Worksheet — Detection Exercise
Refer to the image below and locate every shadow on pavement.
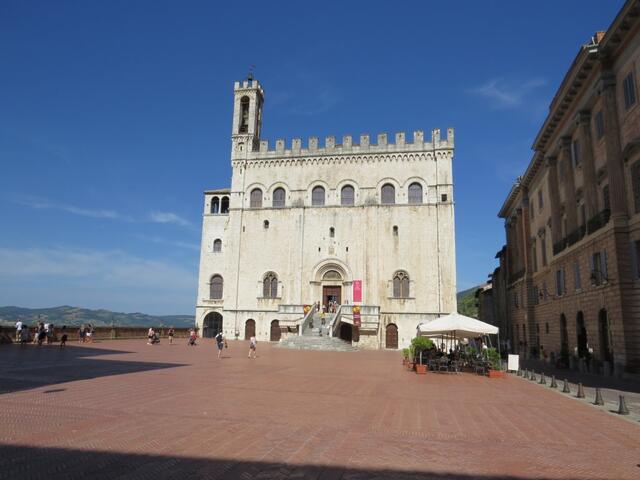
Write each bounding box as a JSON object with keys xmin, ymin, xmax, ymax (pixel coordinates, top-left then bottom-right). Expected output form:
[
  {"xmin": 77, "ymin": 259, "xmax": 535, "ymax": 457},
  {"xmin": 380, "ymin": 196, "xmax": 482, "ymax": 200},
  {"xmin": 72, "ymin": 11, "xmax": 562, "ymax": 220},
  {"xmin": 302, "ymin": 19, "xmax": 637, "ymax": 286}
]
[
  {"xmin": 0, "ymin": 444, "xmax": 601, "ymax": 480},
  {"xmin": 0, "ymin": 344, "xmax": 185, "ymax": 395}
]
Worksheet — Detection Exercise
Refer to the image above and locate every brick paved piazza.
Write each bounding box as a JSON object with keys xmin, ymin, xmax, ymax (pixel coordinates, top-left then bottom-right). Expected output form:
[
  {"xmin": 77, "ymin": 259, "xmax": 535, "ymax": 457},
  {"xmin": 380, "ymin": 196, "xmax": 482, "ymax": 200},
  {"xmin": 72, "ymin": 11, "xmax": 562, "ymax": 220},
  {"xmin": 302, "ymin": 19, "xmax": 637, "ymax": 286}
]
[{"xmin": 0, "ymin": 341, "xmax": 638, "ymax": 480}]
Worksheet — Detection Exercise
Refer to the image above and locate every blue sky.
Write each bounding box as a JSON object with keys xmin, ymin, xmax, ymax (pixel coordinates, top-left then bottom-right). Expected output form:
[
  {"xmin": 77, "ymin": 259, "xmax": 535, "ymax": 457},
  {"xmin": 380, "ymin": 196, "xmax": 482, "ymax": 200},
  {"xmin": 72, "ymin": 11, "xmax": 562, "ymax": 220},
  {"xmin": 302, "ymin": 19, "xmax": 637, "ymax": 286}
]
[{"xmin": 0, "ymin": 1, "xmax": 623, "ymax": 315}]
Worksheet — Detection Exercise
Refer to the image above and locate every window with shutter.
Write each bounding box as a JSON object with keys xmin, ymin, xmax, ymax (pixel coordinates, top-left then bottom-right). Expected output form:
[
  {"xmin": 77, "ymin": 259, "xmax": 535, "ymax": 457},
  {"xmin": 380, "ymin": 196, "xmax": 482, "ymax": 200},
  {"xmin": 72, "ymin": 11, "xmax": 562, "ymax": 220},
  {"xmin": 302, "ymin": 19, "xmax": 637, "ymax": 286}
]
[
  {"xmin": 632, "ymin": 161, "xmax": 640, "ymax": 213},
  {"xmin": 272, "ymin": 188, "xmax": 285, "ymax": 208},
  {"xmin": 571, "ymin": 140, "xmax": 580, "ymax": 168},
  {"xmin": 340, "ymin": 185, "xmax": 354, "ymax": 206},
  {"xmin": 210, "ymin": 275, "xmax": 223, "ymax": 299},
  {"xmin": 312, "ymin": 186, "xmax": 325, "ymax": 206},
  {"xmin": 601, "ymin": 250, "xmax": 608, "ymax": 283},
  {"xmin": 381, "ymin": 184, "xmax": 395, "ymax": 204},
  {"xmin": 623, "ymin": 71, "xmax": 637, "ymax": 110},
  {"xmin": 408, "ymin": 183, "xmax": 423, "ymax": 204},
  {"xmin": 250, "ymin": 188, "xmax": 263, "ymax": 208}
]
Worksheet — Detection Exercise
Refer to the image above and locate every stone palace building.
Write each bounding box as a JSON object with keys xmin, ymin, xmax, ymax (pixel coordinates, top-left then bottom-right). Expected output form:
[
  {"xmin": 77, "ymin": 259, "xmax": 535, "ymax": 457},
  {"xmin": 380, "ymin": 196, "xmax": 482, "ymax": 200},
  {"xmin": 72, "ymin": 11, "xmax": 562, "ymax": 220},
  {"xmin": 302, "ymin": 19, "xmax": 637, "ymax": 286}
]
[
  {"xmin": 487, "ymin": 0, "xmax": 640, "ymax": 375},
  {"xmin": 195, "ymin": 77, "xmax": 457, "ymax": 349}
]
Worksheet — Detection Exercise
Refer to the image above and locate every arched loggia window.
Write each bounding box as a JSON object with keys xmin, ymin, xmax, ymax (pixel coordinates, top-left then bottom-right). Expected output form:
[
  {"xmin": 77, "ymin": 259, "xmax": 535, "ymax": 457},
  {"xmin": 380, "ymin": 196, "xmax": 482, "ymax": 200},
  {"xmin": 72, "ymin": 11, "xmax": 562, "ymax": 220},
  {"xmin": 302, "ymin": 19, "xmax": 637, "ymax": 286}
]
[
  {"xmin": 210, "ymin": 275, "xmax": 223, "ymax": 299},
  {"xmin": 263, "ymin": 272, "xmax": 278, "ymax": 298},
  {"xmin": 312, "ymin": 186, "xmax": 325, "ymax": 206},
  {"xmin": 408, "ymin": 183, "xmax": 423, "ymax": 204},
  {"xmin": 392, "ymin": 271, "xmax": 410, "ymax": 298},
  {"xmin": 381, "ymin": 184, "xmax": 395, "ymax": 204}
]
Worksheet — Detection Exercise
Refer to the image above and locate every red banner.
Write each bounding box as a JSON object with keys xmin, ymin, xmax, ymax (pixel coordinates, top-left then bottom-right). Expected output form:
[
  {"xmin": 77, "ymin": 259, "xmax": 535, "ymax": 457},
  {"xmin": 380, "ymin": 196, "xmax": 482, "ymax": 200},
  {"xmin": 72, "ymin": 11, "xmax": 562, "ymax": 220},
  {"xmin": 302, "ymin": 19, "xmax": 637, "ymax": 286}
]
[
  {"xmin": 352, "ymin": 305, "xmax": 361, "ymax": 327},
  {"xmin": 353, "ymin": 280, "xmax": 362, "ymax": 303}
]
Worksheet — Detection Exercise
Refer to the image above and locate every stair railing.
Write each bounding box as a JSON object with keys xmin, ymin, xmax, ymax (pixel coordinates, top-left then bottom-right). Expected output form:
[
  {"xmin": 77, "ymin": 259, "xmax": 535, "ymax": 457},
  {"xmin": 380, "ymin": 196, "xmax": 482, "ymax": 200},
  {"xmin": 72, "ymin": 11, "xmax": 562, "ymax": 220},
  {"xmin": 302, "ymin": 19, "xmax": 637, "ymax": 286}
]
[
  {"xmin": 299, "ymin": 303, "xmax": 317, "ymax": 336},
  {"xmin": 328, "ymin": 304, "xmax": 344, "ymax": 338}
]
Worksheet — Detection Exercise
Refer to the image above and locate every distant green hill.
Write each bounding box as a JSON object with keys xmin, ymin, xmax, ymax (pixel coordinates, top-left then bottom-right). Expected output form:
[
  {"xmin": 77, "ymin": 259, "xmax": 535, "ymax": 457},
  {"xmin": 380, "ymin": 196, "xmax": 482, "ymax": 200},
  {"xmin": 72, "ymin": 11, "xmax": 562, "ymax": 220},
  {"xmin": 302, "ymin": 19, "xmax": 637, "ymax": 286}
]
[
  {"xmin": 0, "ymin": 305, "xmax": 194, "ymax": 328},
  {"xmin": 456, "ymin": 286, "xmax": 482, "ymax": 319}
]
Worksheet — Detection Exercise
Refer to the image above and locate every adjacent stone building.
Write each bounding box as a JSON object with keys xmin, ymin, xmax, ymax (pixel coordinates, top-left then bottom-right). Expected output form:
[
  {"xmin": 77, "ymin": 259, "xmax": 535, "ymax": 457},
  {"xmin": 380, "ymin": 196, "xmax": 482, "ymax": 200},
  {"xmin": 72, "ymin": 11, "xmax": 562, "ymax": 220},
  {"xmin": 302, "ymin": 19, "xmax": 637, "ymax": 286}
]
[
  {"xmin": 495, "ymin": 0, "xmax": 640, "ymax": 375},
  {"xmin": 195, "ymin": 77, "xmax": 457, "ymax": 349}
]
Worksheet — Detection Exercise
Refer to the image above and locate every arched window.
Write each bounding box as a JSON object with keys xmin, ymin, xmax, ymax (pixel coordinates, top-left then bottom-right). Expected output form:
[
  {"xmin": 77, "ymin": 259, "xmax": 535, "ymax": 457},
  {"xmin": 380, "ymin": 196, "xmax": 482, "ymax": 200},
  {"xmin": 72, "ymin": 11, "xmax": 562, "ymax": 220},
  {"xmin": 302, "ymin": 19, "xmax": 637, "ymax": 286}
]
[
  {"xmin": 211, "ymin": 197, "xmax": 220, "ymax": 214},
  {"xmin": 408, "ymin": 182, "xmax": 423, "ymax": 204},
  {"xmin": 250, "ymin": 188, "xmax": 262, "ymax": 208},
  {"xmin": 392, "ymin": 271, "xmax": 410, "ymax": 298},
  {"xmin": 273, "ymin": 188, "xmax": 286, "ymax": 208},
  {"xmin": 381, "ymin": 183, "xmax": 395, "ymax": 204},
  {"xmin": 312, "ymin": 186, "xmax": 325, "ymax": 206},
  {"xmin": 341, "ymin": 185, "xmax": 354, "ymax": 206},
  {"xmin": 263, "ymin": 272, "xmax": 278, "ymax": 298},
  {"xmin": 329, "ymin": 227, "xmax": 335, "ymax": 238},
  {"xmin": 213, "ymin": 239, "xmax": 222, "ymax": 252},
  {"xmin": 221, "ymin": 196, "xmax": 229, "ymax": 214},
  {"xmin": 210, "ymin": 275, "xmax": 223, "ymax": 299},
  {"xmin": 239, "ymin": 96, "xmax": 250, "ymax": 133}
]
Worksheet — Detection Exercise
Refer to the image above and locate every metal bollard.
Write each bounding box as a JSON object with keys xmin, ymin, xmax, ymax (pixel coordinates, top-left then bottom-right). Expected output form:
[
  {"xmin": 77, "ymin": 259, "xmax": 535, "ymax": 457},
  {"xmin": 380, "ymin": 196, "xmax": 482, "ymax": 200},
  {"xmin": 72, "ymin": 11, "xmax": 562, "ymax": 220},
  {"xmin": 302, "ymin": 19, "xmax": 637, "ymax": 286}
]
[
  {"xmin": 530, "ymin": 371, "xmax": 537, "ymax": 382},
  {"xmin": 593, "ymin": 388, "xmax": 604, "ymax": 406},
  {"xmin": 562, "ymin": 379, "xmax": 571, "ymax": 393},
  {"xmin": 539, "ymin": 373, "xmax": 546, "ymax": 385},
  {"xmin": 576, "ymin": 383, "xmax": 585, "ymax": 399},
  {"xmin": 550, "ymin": 375, "xmax": 557, "ymax": 388},
  {"xmin": 617, "ymin": 395, "xmax": 630, "ymax": 415}
]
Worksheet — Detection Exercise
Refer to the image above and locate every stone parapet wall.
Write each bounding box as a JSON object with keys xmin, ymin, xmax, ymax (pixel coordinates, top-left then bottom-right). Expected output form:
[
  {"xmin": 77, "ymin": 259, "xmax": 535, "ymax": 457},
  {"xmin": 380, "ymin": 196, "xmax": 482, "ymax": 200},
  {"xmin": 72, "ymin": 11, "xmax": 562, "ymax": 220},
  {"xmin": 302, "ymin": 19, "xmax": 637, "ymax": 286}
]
[{"xmin": 0, "ymin": 326, "xmax": 195, "ymax": 343}]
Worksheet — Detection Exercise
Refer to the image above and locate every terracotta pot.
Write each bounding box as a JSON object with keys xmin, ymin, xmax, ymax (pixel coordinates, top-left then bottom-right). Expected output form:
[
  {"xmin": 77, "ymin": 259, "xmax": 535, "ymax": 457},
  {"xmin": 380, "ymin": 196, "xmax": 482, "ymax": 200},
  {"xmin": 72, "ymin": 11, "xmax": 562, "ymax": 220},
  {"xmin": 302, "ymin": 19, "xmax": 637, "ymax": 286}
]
[
  {"xmin": 415, "ymin": 364, "xmax": 428, "ymax": 374},
  {"xmin": 488, "ymin": 370, "xmax": 505, "ymax": 378}
]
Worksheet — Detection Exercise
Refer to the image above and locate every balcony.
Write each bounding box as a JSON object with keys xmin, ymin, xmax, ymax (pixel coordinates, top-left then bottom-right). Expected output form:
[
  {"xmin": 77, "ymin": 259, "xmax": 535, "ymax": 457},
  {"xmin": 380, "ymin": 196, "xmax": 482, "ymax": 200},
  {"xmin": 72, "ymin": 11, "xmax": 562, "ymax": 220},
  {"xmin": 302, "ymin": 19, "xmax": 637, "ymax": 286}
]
[
  {"xmin": 551, "ymin": 209, "xmax": 611, "ymax": 258},
  {"xmin": 587, "ymin": 209, "xmax": 611, "ymax": 235}
]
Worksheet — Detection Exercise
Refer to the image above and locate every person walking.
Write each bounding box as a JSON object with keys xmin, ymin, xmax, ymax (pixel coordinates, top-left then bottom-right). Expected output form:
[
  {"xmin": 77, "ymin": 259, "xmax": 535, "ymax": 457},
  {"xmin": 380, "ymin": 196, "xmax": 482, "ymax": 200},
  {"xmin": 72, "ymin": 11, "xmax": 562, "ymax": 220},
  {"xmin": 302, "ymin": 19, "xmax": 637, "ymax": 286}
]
[
  {"xmin": 248, "ymin": 335, "xmax": 257, "ymax": 359},
  {"xmin": 37, "ymin": 323, "xmax": 46, "ymax": 346},
  {"xmin": 215, "ymin": 331, "xmax": 224, "ymax": 358},
  {"xmin": 147, "ymin": 328, "xmax": 154, "ymax": 345},
  {"xmin": 15, "ymin": 320, "xmax": 23, "ymax": 342},
  {"xmin": 19, "ymin": 325, "xmax": 29, "ymax": 346},
  {"xmin": 86, "ymin": 324, "xmax": 93, "ymax": 343},
  {"xmin": 188, "ymin": 329, "xmax": 197, "ymax": 346},
  {"xmin": 168, "ymin": 327, "xmax": 175, "ymax": 345},
  {"xmin": 60, "ymin": 326, "xmax": 68, "ymax": 348}
]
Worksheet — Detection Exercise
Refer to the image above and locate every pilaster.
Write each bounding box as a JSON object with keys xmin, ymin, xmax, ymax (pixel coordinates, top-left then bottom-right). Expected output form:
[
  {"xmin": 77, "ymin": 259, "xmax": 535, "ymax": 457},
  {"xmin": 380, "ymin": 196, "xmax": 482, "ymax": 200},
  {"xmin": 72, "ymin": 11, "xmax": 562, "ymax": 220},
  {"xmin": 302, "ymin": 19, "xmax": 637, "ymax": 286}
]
[
  {"xmin": 576, "ymin": 111, "xmax": 599, "ymax": 220},
  {"xmin": 559, "ymin": 136, "xmax": 578, "ymax": 233},
  {"xmin": 545, "ymin": 156, "xmax": 562, "ymax": 244}
]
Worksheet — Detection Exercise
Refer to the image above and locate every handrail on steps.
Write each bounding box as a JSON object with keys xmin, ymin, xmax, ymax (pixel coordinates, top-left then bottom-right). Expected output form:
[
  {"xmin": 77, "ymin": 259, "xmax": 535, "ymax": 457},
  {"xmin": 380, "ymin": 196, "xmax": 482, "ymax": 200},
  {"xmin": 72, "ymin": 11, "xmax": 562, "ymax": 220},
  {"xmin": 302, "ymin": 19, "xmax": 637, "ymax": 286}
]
[
  {"xmin": 299, "ymin": 303, "xmax": 317, "ymax": 336},
  {"xmin": 328, "ymin": 304, "xmax": 344, "ymax": 338}
]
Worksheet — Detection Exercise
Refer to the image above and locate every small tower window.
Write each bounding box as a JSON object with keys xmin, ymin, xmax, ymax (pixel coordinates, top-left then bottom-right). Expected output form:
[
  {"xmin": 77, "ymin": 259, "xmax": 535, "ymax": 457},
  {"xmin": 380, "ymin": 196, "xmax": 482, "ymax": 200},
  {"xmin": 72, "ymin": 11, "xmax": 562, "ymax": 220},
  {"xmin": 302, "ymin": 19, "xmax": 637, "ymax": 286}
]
[
  {"xmin": 330, "ymin": 227, "xmax": 335, "ymax": 238},
  {"xmin": 239, "ymin": 96, "xmax": 250, "ymax": 133},
  {"xmin": 441, "ymin": 194, "xmax": 448, "ymax": 202},
  {"xmin": 263, "ymin": 220, "xmax": 270, "ymax": 229},
  {"xmin": 221, "ymin": 196, "xmax": 229, "ymax": 214},
  {"xmin": 211, "ymin": 197, "xmax": 220, "ymax": 214},
  {"xmin": 213, "ymin": 239, "xmax": 222, "ymax": 252},
  {"xmin": 393, "ymin": 225, "xmax": 398, "ymax": 236}
]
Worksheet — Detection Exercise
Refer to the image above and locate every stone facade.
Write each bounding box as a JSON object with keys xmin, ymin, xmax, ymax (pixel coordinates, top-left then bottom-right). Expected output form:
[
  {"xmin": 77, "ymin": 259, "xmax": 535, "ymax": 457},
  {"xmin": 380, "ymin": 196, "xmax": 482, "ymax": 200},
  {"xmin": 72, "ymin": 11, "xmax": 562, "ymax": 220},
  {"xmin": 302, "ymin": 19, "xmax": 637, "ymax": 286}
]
[
  {"xmin": 195, "ymin": 78, "xmax": 457, "ymax": 349},
  {"xmin": 493, "ymin": 0, "xmax": 640, "ymax": 375}
]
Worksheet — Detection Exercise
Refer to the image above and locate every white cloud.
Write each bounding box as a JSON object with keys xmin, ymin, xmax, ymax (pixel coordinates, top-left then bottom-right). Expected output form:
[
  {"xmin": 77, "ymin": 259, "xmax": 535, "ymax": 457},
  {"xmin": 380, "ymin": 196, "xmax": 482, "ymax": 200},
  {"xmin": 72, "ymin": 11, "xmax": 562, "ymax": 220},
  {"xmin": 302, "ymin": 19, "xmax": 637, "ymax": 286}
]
[
  {"xmin": 467, "ymin": 77, "xmax": 548, "ymax": 109},
  {"xmin": 13, "ymin": 196, "xmax": 132, "ymax": 221},
  {"xmin": 149, "ymin": 211, "xmax": 192, "ymax": 227}
]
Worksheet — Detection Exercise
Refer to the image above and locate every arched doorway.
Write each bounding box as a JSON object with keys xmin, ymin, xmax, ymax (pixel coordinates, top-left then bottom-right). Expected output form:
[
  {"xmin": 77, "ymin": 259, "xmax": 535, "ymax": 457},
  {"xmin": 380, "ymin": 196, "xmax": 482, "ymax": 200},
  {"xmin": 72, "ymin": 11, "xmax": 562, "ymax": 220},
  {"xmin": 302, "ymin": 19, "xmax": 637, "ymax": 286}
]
[
  {"xmin": 244, "ymin": 319, "xmax": 256, "ymax": 340},
  {"xmin": 386, "ymin": 324, "xmax": 398, "ymax": 349},
  {"xmin": 598, "ymin": 309, "xmax": 612, "ymax": 363},
  {"xmin": 203, "ymin": 312, "xmax": 223, "ymax": 338},
  {"xmin": 339, "ymin": 323, "xmax": 353, "ymax": 342},
  {"xmin": 270, "ymin": 320, "xmax": 281, "ymax": 342},
  {"xmin": 322, "ymin": 270, "xmax": 342, "ymax": 308},
  {"xmin": 560, "ymin": 314, "xmax": 569, "ymax": 364},
  {"xmin": 576, "ymin": 311, "xmax": 588, "ymax": 358}
]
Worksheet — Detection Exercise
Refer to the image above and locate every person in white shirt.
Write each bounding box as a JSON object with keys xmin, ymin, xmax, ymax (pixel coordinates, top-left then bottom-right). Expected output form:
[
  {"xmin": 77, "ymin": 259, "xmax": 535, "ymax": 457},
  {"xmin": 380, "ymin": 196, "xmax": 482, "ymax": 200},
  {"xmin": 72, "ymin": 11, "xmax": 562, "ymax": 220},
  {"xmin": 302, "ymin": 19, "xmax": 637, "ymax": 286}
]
[
  {"xmin": 15, "ymin": 321, "xmax": 23, "ymax": 342},
  {"xmin": 248, "ymin": 336, "xmax": 257, "ymax": 359}
]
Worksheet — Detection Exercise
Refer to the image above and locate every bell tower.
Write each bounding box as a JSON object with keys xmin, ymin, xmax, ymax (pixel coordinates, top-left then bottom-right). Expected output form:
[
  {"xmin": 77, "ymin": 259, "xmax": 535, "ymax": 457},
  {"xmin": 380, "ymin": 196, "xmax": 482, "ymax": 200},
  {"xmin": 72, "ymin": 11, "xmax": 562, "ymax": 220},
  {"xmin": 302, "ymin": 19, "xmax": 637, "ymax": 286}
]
[{"xmin": 231, "ymin": 75, "xmax": 264, "ymax": 159}]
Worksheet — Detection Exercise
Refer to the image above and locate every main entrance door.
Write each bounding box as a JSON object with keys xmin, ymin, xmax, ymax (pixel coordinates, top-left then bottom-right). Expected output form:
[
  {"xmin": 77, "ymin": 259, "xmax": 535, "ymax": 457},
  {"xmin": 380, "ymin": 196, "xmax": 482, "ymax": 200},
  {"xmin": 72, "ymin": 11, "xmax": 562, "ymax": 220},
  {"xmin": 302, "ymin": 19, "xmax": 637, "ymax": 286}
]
[{"xmin": 323, "ymin": 286, "xmax": 341, "ymax": 308}]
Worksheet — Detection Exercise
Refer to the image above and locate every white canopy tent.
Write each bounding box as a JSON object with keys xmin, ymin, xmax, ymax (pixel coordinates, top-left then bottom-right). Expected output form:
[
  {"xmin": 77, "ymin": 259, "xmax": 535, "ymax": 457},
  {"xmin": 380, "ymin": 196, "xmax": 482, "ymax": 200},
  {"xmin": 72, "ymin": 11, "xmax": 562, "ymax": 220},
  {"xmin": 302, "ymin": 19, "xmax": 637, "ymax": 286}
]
[{"xmin": 418, "ymin": 312, "xmax": 498, "ymax": 338}]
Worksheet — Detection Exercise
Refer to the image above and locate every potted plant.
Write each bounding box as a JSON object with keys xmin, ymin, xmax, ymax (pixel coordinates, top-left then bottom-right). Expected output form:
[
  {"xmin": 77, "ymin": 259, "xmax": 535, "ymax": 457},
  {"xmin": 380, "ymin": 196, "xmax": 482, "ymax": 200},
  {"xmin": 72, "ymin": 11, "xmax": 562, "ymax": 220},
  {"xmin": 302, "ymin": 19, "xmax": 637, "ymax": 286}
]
[
  {"xmin": 402, "ymin": 348, "xmax": 410, "ymax": 365},
  {"xmin": 411, "ymin": 336, "xmax": 434, "ymax": 374},
  {"xmin": 486, "ymin": 347, "xmax": 505, "ymax": 378}
]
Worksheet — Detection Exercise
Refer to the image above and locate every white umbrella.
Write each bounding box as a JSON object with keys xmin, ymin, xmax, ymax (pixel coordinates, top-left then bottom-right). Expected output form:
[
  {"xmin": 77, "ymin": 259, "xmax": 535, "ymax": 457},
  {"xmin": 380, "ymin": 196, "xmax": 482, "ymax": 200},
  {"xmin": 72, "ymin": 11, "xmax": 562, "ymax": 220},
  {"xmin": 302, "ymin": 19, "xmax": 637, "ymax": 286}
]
[{"xmin": 418, "ymin": 312, "xmax": 498, "ymax": 338}]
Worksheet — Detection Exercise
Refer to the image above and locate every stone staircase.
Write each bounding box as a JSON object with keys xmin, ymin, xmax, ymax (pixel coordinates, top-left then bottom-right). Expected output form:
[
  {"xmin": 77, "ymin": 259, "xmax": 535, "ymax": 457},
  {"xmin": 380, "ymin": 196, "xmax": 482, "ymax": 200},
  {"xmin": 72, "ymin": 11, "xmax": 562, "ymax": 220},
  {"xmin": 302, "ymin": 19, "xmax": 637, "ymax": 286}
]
[{"xmin": 277, "ymin": 312, "xmax": 357, "ymax": 352}]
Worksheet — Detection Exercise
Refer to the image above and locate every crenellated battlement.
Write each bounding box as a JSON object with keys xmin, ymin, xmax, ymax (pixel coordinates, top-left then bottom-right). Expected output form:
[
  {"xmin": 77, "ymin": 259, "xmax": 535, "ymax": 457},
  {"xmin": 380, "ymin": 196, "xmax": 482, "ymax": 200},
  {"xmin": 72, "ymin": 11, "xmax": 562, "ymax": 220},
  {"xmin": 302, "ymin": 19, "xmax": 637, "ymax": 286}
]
[
  {"xmin": 251, "ymin": 128, "xmax": 453, "ymax": 159},
  {"xmin": 233, "ymin": 79, "xmax": 265, "ymax": 96}
]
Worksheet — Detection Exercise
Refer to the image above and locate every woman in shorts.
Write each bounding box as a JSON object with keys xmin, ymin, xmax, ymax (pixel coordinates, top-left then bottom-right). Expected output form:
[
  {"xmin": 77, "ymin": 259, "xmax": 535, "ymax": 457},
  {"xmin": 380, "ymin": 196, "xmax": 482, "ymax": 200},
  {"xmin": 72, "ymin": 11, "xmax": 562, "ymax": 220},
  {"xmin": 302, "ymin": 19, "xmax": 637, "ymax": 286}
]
[{"xmin": 248, "ymin": 336, "xmax": 257, "ymax": 359}]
